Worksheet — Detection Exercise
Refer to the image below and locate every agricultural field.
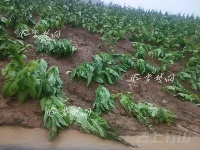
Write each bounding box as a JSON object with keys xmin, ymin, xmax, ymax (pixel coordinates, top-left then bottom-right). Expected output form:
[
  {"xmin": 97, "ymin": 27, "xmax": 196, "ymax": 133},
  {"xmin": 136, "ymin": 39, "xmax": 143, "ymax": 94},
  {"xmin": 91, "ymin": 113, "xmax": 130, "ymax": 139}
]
[{"xmin": 0, "ymin": 0, "xmax": 200, "ymax": 147}]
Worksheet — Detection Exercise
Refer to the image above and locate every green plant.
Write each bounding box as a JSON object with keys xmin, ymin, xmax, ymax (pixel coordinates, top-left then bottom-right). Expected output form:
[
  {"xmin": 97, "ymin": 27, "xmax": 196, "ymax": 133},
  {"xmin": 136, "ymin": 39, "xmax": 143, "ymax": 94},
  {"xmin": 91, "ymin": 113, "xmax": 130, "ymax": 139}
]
[
  {"xmin": 0, "ymin": 15, "xmax": 7, "ymax": 26},
  {"xmin": 70, "ymin": 53, "xmax": 126, "ymax": 85},
  {"xmin": 0, "ymin": 36, "xmax": 11, "ymax": 59},
  {"xmin": 2, "ymin": 48, "xmax": 63, "ymax": 103},
  {"xmin": 6, "ymin": 3, "xmax": 35, "ymax": 28},
  {"xmin": 40, "ymin": 96, "xmax": 68, "ymax": 139},
  {"xmin": 56, "ymin": 39, "xmax": 76, "ymax": 56},
  {"xmin": 70, "ymin": 62, "xmax": 95, "ymax": 85},
  {"xmin": 132, "ymin": 42, "xmax": 147, "ymax": 59},
  {"xmin": 0, "ymin": 25, "xmax": 6, "ymax": 35},
  {"xmin": 93, "ymin": 52, "xmax": 117, "ymax": 64},
  {"xmin": 34, "ymin": 34, "xmax": 56, "ymax": 54},
  {"xmin": 1, "ymin": 44, "xmax": 39, "ymax": 103},
  {"xmin": 6, "ymin": 7, "xmax": 20, "ymax": 27},
  {"xmin": 40, "ymin": 96, "xmax": 136, "ymax": 148},
  {"xmin": 82, "ymin": 22, "xmax": 97, "ymax": 32},
  {"xmin": 165, "ymin": 81, "xmax": 200, "ymax": 106},
  {"xmin": 118, "ymin": 54, "xmax": 136, "ymax": 68},
  {"xmin": 0, "ymin": 15, "xmax": 7, "ymax": 35},
  {"xmin": 93, "ymin": 53, "xmax": 136, "ymax": 69},
  {"xmin": 136, "ymin": 59, "xmax": 159, "ymax": 75},
  {"xmin": 93, "ymin": 85, "xmax": 114, "ymax": 114},
  {"xmin": 118, "ymin": 93, "xmax": 175, "ymax": 130},
  {"xmin": 34, "ymin": 19, "xmax": 49, "ymax": 32},
  {"xmin": 0, "ymin": 36, "xmax": 29, "ymax": 60},
  {"xmin": 34, "ymin": 35, "xmax": 76, "ymax": 57},
  {"xmin": 70, "ymin": 62, "xmax": 125, "ymax": 85},
  {"xmin": 36, "ymin": 59, "xmax": 64, "ymax": 99},
  {"xmin": 149, "ymin": 48, "xmax": 165, "ymax": 59},
  {"xmin": 2, "ymin": 60, "xmax": 40, "ymax": 103},
  {"xmin": 70, "ymin": 53, "xmax": 160, "ymax": 85},
  {"xmin": 48, "ymin": 15, "xmax": 64, "ymax": 29},
  {"xmin": 177, "ymin": 56, "xmax": 200, "ymax": 90},
  {"xmin": 100, "ymin": 23, "xmax": 127, "ymax": 46}
]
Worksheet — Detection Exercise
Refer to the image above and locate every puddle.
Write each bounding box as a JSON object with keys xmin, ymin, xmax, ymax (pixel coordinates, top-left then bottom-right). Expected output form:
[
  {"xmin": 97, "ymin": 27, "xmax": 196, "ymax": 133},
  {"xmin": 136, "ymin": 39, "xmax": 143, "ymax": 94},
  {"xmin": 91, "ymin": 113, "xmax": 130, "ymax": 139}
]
[{"xmin": 0, "ymin": 126, "xmax": 199, "ymax": 150}]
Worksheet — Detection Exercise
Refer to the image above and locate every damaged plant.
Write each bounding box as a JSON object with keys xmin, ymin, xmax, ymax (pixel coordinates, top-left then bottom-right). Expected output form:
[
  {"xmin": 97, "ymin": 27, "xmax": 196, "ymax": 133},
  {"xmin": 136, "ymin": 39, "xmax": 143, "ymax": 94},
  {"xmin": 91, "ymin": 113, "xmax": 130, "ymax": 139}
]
[
  {"xmin": 116, "ymin": 93, "xmax": 175, "ymax": 131},
  {"xmin": 1, "ymin": 47, "xmax": 63, "ymax": 103},
  {"xmin": 93, "ymin": 85, "xmax": 115, "ymax": 114},
  {"xmin": 40, "ymin": 96, "xmax": 136, "ymax": 148}
]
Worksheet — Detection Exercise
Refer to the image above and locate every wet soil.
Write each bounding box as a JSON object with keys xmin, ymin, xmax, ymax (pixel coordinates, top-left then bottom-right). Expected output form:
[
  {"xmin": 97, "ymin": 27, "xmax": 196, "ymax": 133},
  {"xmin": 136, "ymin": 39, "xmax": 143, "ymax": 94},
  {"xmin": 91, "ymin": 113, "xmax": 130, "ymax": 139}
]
[
  {"xmin": 0, "ymin": 25, "xmax": 200, "ymax": 136},
  {"xmin": 0, "ymin": 127, "xmax": 200, "ymax": 150}
]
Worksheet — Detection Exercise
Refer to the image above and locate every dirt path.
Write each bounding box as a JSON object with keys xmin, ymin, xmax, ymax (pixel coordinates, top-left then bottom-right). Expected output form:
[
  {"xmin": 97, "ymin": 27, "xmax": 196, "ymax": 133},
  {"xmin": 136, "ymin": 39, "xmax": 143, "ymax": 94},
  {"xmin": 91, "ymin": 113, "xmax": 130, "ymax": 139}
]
[{"xmin": 0, "ymin": 126, "xmax": 199, "ymax": 150}]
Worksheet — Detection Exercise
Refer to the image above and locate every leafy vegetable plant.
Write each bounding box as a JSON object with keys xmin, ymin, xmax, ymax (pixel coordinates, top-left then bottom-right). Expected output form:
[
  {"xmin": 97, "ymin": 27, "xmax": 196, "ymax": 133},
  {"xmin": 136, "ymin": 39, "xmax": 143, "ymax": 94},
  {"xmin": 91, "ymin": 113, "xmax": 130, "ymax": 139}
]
[
  {"xmin": 56, "ymin": 39, "xmax": 76, "ymax": 56},
  {"xmin": 136, "ymin": 59, "xmax": 159, "ymax": 75},
  {"xmin": 40, "ymin": 96, "xmax": 68, "ymax": 139},
  {"xmin": 34, "ymin": 34, "xmax": 56, "ymax": 54},
  {"xmin": 70, "ymin": 53, "xmax": 126, "ymax": 85},
  {"xmin": 70, "ymin": 52, "xmax": 160, "ymax": 85},
  {"xmin": 0, "ymin": 15, "xmax": 7, "ymax": 26},
  {"xmin": 34, "ymin": 35, "xmax": 76, "ymax": 57},
  {"xmin": 132, "ymin": 42, "xmax": 148, "ymax": 59},
  {"xmin": 0, "ymin": 16, "xmax": 7, "ymax": 35},
  {"xmin": 0, "ymin": 36, "xmax": 12, "ymax": 59},
  {"xmin": 177, "ymin": 56, "xmax": 200, "ymax": 91},
  {"xmin": 2, "ymin": 48, "xmax": 63, "ymax": 103},
  {"xmin": 117, "ymin": 93, "xmax": 175, "ymax": 131},
  {"xmin": 40, "ymin": 96, "xmax": 136, "ymax": 148},
  {"xmin": 0, "ymin": 36, "xmax": 29, "ymax": 60},
  {"xmin": 93, "ymin": 85, "xmax": 114, "ymax": 114},
  {"xmin": 70, "ymin": 61, "xmax": 126, "ymax": 85},
  {"xmin": 165, "ymin": 81, "xmax": 200, "ymax": 106},
  {"xmin": 34, "ymin": 19, "xmax": 49, "ymax": 32}
]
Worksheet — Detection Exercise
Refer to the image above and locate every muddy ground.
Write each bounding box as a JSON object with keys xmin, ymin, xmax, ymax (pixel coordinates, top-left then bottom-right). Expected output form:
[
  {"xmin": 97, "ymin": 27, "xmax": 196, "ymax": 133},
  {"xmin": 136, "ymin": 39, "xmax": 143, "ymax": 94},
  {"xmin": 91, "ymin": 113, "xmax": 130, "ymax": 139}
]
[{"xmin": 0, "ymin": 25, "xmax": 200, "ymax": 136}]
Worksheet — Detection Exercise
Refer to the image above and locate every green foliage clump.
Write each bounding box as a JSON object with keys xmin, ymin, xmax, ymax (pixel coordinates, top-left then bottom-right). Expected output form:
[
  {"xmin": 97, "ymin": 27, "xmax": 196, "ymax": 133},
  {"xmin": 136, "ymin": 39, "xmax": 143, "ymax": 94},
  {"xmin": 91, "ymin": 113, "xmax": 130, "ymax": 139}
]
[
  {"xmin": 40, "ymin": 96, "xmax": 136, "ymax": 148},
  {"xmin": 70, "ymin": 53, "xmax": 126, "ymax": 85},
  {"xmin": 132, "ymin": 42, "xmax": 148, "ymax": 59},
  {"xmin": 70, "ymin": 52, "xmax": 160, "ymax": 85},
  {"xmin": 0, "ymin": 26, "xmax": 6, "ymax": 36},
  {"xmin": 1, "ymin": 48, "xmax": 63, "ymax": 103},
  {"xmin": 6, "ymin": 4, "xmax": 35, "ymax": 28},
  {"xmin": 177, "ymin": 56, "xmax": 200, "ymax": 91},
  {"xmin": 0, "ymin": 36, "xmax": 29, "ymax": 60},
  {"xmin": 117, "ymin": 93, "xmax": 175, "ymax": 131},
  {"xmin": 165, "ymin": 52, "xmax": 200, "ymax": 106},
  {"xmin": 40, "ymin": 96, "xmax": 68, "ymax": 139},
  {"xmin": 0, "ymin": 15, "xmax": 7, "ymax": 26},
  {"xmin": 34, "ymin": 34, "xmax": 56, "ymax": 53},
  {"xmin": 165, "ymin": 81, "xmax": 200, "ymax": 106},
  {"xmin": 56, "ymin": 39, "xmax": 76, "ymax": 56},
  {"xmin": 34, "ymin": 19, "xmax": 49, "ymax": 32},
  {"xmin": 0, "ymin": 36, "xmax": 11, "ymax": 59},
  {"xmin": 34, "ymin": 35, "xmax": 76, "ymax": 57},
  {"xmin": 93, "ymin": 85, "xmax": 114, "ymax": 114},
  {"xmin": 92, "ymin": 86, "xmax": 175, "ymax": 131},
  {"xmin": 136, "ymin": 59, "xmax": 159, "ymax": 75},
  {"xmin": 0, "ymin": 15, "xmax": 7, "ymax": 35}
]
